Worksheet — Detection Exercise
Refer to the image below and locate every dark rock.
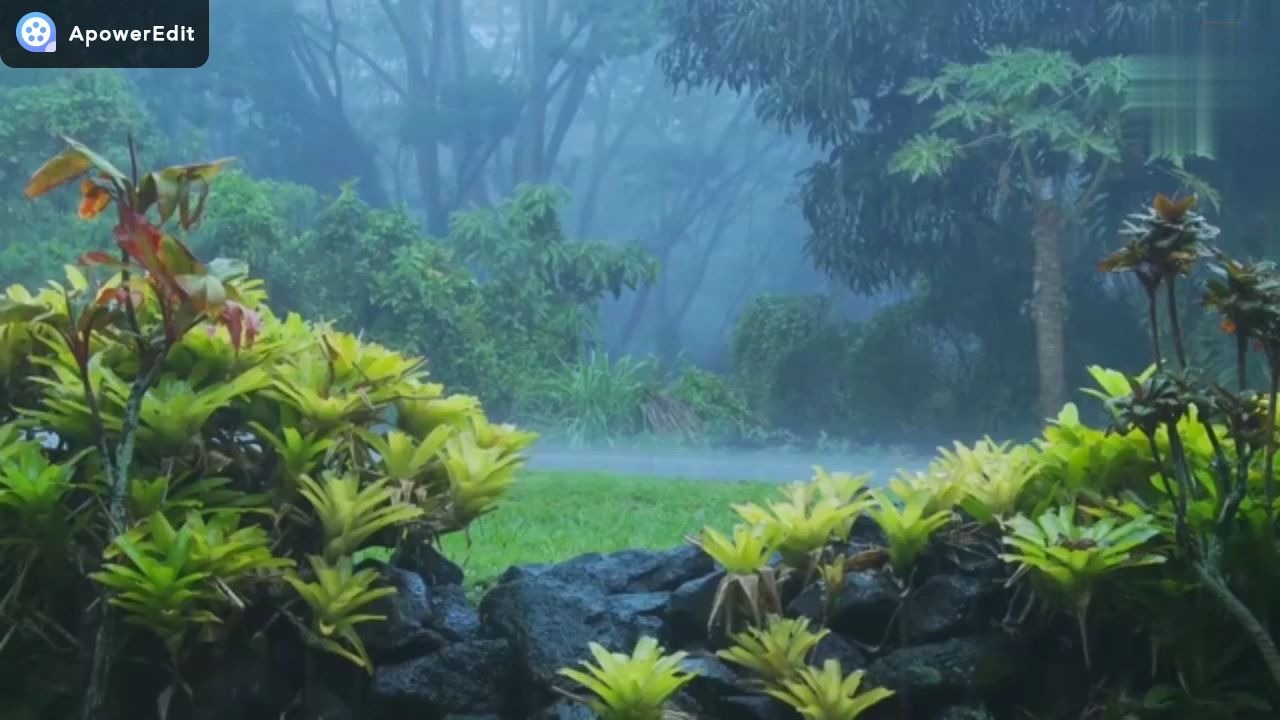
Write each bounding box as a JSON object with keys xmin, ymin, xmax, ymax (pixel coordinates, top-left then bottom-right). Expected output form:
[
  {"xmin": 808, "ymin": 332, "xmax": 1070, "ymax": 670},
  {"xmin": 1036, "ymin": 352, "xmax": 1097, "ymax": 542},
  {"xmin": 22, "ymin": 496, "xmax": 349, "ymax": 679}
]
[
  {"xmin": 811, "ymin": 631, "xmax": 868, "ymax": 671},
  {"xmin": 848, "ymin": 514, "xmax": 888, "ymax": 546},
  {"xmin": 499, "ymin": 545, "xmax": 714, "ymax": 595},
  {"xmin": 933, "ymin": 704, "xmax": 997, "ymax": 720},
  {"xmin": 371, "ymin": 639, "xmax": 511, "ymax": 718},
  {"xmin": 787, "ymin": 570, "xmax": 899, "ymax": 644},
  {"xmin": 865, "ymin": 635, "xmax": 1025, "ymax": 704},
  {"xmin": 901, "ymin": 575, "xmax": 992, "ymax": 642},
  {"xmin": 664, "ymin": 571, "xmax": 722, "ymax": 644},
  {"xmin": 533, "ymin": 700, "xmax": 598, "ymax": 719},
  {"xmin": 432, "ymin": 583, "xmax": 482, "ymax": 640},
  {"xmin": 669, "ymin": 689, "xmax": 706, "ymax": 717},
  {"xmin": 362, "ymin": 566, "xmax": 448, "ymax": 662},
  {"xmin": 300, "ymin": 686, "xmax": 354, "ymax": 720},
  {"xmin": 680, "ymin": 654, "xmax": 745, "ymax": 713},
  {"xmin": 610, "ymin": 591, "xmax": 670, "ymax": 618},
  {"xmin": 924, "ymin": 526, "xmax": 1007, "ymax": 581},
  {"xmin": 481, "ymin": 578, "xmax": 669, "ymax": 704},
  {"xmin": 184, "ymin": 624, "xmax": 302, "ymax": 720},
  {"xmin": 396, "ymin": 543, "xmax": 466, "ymax": 586},
  {"xmin": 720, "ymin": 694, "xmax": 791, "ymax": 720}
]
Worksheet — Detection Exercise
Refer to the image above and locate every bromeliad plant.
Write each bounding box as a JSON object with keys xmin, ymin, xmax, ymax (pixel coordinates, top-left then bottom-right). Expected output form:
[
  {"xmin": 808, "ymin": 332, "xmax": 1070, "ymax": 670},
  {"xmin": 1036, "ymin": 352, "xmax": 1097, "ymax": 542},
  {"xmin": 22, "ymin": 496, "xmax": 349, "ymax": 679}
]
[
  {"xmin": 717, "ymin": 615, "xmax": 830, "ymax": 689},
  {"xmin": 282, "ymin": 555, "xmax": 396, "ymax": 673},
  {"xmin": 928, "ymin": 437, "xmax": 1042, "ymax": 523},
  {"xmin": 0, "ymin": 139, "xmax": 536, "ymax": 719},
  {"xmin": 557, "ymin": 636, "xmax": 700, "ymax": 720},
  {"xmin": 688, "ymin": 523, "xmax": 784, "ymax": 632},
  {"xmin": 765, "ymin": 659, "xmax": 895, "ymax": 720},
  {"xmin": 865, "ymin": 488, "xmax": 953, "ymax": 577},
  {"xmin": 733, "ymin": 478, "xmax": 870, "ymax": 567},
  {"xmin": 1000, "ymin": 505, "xmax": 1165, "ymax": 666}
]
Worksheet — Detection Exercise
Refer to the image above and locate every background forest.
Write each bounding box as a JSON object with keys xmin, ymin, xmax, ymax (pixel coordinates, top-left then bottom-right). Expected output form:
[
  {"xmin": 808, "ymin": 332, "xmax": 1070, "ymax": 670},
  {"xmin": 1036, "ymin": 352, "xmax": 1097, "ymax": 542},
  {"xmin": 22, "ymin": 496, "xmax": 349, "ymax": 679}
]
[{"xmin": 3, "ymin": 0, "xmax": 1279, "ymax": 451}]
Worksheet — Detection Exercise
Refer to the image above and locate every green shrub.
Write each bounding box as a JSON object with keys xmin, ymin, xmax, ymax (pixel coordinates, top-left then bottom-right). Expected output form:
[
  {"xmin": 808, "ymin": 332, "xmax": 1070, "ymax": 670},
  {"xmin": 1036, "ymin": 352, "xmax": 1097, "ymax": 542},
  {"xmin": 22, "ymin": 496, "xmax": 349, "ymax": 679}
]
[
  {"xmin": 668, "ymin": 366, "xmax": 763, "ymax": 444},
  {"xmin": 515, "ymin": 352, "xmax": 662, "ymax": 446},
  {"xmin": 837, "ymin": 298, "xmax": 973, "ymax": 438},
  {"xmin": 207, "ymin": 182, "xmax": 657, "ymax": 417},
  {"xmin": 0, "ymin": 139, "xmax": 534, "ymax": 718},
  {"xmin": 731, "ymin": 294, "xmax": 830, "ymax": 420},
  {"xmin": 729, "ymin": 293, "xmax": 981, "ymax": 443}
]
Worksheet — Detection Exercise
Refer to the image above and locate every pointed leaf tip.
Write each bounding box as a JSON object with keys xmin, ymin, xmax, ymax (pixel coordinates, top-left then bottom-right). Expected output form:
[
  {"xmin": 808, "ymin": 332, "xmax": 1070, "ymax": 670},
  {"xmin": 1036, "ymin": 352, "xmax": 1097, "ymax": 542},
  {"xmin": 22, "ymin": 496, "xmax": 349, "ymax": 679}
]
[{"xmin": 25, "ymin": 148, "xmax": 92, "ymax": 199}]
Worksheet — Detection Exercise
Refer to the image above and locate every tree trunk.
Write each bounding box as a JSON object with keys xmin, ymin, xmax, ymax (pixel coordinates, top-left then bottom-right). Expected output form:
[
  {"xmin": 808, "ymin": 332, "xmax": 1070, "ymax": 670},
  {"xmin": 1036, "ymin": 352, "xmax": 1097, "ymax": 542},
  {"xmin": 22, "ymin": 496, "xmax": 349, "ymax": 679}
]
[
  {"xmin": 517, "ymin": 0, "xmax": 549, "ymax": 181},
  {"xmin": 1030, "ymin": 202, "xmax": 1067, "ymax": 419}
]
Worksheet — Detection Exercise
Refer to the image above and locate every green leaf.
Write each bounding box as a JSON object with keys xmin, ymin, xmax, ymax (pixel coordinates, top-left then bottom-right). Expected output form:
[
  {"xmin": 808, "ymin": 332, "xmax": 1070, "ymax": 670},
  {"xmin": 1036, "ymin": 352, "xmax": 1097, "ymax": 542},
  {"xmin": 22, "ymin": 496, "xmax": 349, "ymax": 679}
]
[
  {"xmin": 931, "ymin": 101, "xmax": 996, "ymax": 132},
  {"xmin": 888, "ymin": 134, "xmax": 962, "ymax": 181},
  {"xmin": 0, "ymin": 297, "xmax": 49, "ymax": 325}
]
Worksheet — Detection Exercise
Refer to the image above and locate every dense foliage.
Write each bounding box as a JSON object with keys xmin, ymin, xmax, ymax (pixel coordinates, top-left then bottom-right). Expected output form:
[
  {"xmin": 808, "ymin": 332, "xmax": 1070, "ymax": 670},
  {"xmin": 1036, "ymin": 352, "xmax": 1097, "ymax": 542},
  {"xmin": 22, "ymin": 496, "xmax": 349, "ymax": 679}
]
[
  {"xmin": 187, "ymin": 173, "xmax": 659, "ymax": 418},
  {"xmin": 10, "ymin": 3, "xmax": 1280, "ymax": 453},
  {"xmin": 587, "ymin": 193, "xmax": 1280, "ymax": 719},
  {"xmin": 656, "ymin": 0, "xmax": 1231, "ymax": 435},
  {"xmin": 729, "ymin": 294, "xmax": 987, "ymax": 442},
  {"xmin": 0, "ymin": 141, "xmax": 534, "ymax": 719}
]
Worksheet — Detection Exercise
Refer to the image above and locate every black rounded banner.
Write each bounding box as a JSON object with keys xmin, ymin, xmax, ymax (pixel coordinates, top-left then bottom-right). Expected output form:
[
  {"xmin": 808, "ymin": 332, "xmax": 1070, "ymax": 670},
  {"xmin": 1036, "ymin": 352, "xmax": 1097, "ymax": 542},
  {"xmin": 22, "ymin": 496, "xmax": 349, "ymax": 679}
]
[{"xmin": 1, "ymin": 0, "xmax": 209, "ymax": 68}]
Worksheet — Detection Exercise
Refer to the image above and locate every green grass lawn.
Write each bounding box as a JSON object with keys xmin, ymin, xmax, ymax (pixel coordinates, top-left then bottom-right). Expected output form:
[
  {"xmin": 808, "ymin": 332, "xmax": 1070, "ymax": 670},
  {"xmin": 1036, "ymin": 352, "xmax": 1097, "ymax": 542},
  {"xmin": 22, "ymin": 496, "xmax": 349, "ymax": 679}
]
[{"xmin": 437, "ymin": 470, "xmax": 778, "ymax": 591}]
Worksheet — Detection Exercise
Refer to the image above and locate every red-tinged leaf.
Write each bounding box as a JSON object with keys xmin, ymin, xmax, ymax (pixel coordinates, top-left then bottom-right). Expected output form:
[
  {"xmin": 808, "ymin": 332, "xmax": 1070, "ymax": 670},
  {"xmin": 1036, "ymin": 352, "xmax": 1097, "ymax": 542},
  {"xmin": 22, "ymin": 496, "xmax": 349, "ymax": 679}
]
[
  {"xmin": 25, "ymin": 148, "xmax": 92, "ymax": 199},
  {"xmin": 217, "ymin": 301, "xmax": 260, "ymax": 354},
  {"xmin": 94, "ymin": 284, "xmax": 145, "ymax": 311},
  {"xmin": 114, "ymin": 210, "xmax": 202, "ymax": 281},
  {"xmin": 79, "ymin": 251, "xmax": 122, "ymax": 267},
  {"xmin": 175, "ymin": 274, "xmax": 227, "ymax": 314},
  {"xmin": 92, "ymin": 283, "xmax": 117, "ymax": 304},
  {"xmin": 113, "ymin": 211, "xmax": 194, "ymax": 305},
  {"xmin": 155, "ymin": 231, "xmax": 203, "ymax": 278},
  {"xmin": 222, "ymin": 308, "xmax": 243, "ymax": 353},
  {"xmin": 137, "ymin": 171, "xmax": 181, "ymax": 225},
  {"xmin": 60, "ymin": 327, "xmax": 89, "ymax": 371},
  {"xmin": 78, "ymin": 178, "xmax": 112, "ymax": 219},
  {"xmin": 160, "ymin": 157, "xmax": 236, "ymax": 184},
  {"xmin": 115, "ymin": 216, "xmax": 164, "ymax": 274},
  {"xmin": 72, "ymin": 302, "xmax": 110, "ymax": 338},
  {"xmin": 244, "ymin": 307, "xmax": 261, "ymax": 346}
]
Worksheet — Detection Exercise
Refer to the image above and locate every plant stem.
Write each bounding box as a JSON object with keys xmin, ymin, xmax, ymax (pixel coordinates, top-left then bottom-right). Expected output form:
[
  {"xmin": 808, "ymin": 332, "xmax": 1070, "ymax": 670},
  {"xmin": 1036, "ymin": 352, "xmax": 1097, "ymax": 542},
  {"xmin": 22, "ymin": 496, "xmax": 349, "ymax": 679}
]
[
  {"xmin": 1075, "ymin": 600, "xmax": 1092, "ymax": 669},
  {"xmin": 1165, "ymin": 421, "xmax": 1195, "ymax": 525},
  {"xmin": 1146, "ymin": 434, "xmax": 1191, "ymax": 553},
  {"xmin": 81, "ymin": 355, "xmax": 166, "ymax": 720},
  {"xmin": 105, "ymin": 358, "xmax": 165, "ymax": 527},
  {"xmin": 80, "ymin": 604, "xmax": 118, "ymax": 720},
  {"xmin": 1191, "ymin": 561, "xmax": 1280, "ymax": 689},
  {"xmin": 1267, "ymin": 367, "xmax": 1279, "ymax": 537},
  {"xmin": 1147, "ymin": 292, "xmax": 1163, "ymax": 370},
  {"xmin": 1166, "ymin": 277, "xmax": 1188, "ymax": 369},
  {"xmin": 1238, "ymin": 333, "xmax": 1249, "ymax": 392}
]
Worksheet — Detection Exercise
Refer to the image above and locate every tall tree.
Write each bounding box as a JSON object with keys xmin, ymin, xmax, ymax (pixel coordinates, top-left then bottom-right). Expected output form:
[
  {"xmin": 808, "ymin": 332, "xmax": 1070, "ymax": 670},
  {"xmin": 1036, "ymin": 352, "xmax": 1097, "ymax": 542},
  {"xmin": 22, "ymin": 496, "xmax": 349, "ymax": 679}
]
[
  {"xmin": 131, "ymin": 0, "xmax": 389, "ymax": 204},
  {"xmin": 888, "ymin": 49, "xmax": 1131, "ymax": 416},
  {"xmin": 367, "ymin": 0, "xmax": 658, "ymax": 232},
  {"xmin": 657, "ymin": 0, "xmax": 1204, "ymax": 426}
]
